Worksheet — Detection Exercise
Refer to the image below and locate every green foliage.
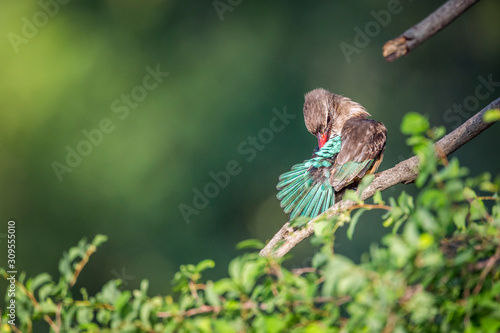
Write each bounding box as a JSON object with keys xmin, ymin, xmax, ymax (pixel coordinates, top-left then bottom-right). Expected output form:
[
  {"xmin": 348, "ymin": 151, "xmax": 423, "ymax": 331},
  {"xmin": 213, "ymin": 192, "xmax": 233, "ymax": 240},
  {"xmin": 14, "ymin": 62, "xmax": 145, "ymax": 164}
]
[
  {"xmin": 483, "ymin": 109, "xmax": 500, "ymax": 123},
  {"xmin": 401, "ymin": 112, "xmax": 430, "ymax": 136},
  {"xmin": 2, "ymin": 114, "xmax": 500, "ymax": 332}
]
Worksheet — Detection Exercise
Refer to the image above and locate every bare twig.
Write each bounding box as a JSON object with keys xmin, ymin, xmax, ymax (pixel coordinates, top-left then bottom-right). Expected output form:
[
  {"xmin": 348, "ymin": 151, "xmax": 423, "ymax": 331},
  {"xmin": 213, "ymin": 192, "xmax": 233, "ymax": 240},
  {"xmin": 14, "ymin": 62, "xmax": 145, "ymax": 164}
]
[
  {"xmin": 260, "ymin": 97, "xmax": 500, "ymax": 258},
  {"xmin": 383, "ymin": 0, "xmax": 481, "ymax": 62}
]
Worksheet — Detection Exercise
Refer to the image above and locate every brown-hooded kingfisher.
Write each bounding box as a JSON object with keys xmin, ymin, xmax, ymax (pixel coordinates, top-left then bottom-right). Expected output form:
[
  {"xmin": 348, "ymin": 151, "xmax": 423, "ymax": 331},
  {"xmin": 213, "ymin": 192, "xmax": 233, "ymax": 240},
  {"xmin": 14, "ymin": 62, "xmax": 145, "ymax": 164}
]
[{"xmin": 277, "ymin": 88, "xmax": 387, "ymax": 220}]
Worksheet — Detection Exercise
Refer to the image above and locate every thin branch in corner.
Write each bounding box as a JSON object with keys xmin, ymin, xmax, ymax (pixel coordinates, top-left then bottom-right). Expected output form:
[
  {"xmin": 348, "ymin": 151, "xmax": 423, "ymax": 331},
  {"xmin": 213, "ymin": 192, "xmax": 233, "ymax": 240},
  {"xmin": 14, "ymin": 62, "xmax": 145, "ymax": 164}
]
[
  {"xmin": 383, "ymin": 0, "xmax": 481, "ymax": 62},
  {"xmin": 260, "ymin": 96, "xmax": 500, "ymax": 258}
]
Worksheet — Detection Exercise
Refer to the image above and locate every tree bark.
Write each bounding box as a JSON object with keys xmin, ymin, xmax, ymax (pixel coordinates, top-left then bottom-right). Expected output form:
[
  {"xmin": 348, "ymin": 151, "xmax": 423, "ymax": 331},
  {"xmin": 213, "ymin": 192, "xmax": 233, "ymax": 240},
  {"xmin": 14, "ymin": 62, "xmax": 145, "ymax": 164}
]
[{"xmin": 383, "ymin": 0, "xmax": 481, "ymax": 62}]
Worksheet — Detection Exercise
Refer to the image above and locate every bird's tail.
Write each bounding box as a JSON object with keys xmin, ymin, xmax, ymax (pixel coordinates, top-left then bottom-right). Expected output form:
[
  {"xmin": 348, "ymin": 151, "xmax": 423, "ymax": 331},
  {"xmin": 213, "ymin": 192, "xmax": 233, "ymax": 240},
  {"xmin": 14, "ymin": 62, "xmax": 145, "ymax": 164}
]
[{"xmin": 276, "ymin": 162, "xmax": 335, "ymax": 220}]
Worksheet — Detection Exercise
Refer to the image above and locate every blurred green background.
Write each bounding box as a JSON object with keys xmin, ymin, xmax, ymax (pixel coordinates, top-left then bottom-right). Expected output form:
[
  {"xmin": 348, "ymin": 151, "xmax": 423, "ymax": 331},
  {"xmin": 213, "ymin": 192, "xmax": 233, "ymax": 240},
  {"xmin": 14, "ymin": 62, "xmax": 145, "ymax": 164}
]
[{"xmin": 1, "ymin": 0, "xmax": 499, "ymax": 300}]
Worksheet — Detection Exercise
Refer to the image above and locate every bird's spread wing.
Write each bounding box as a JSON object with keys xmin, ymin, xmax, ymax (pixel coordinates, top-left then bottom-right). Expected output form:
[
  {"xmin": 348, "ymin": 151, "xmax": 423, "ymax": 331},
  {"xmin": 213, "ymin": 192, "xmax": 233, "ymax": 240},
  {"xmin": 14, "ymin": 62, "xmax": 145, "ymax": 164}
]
[
  {"xmin": 276, "ymin": 136, "xmax": 341, "ymax": 220},
  {"xmin": 330, "ymin": 118, "xmax": 387, "ymax": 191}
]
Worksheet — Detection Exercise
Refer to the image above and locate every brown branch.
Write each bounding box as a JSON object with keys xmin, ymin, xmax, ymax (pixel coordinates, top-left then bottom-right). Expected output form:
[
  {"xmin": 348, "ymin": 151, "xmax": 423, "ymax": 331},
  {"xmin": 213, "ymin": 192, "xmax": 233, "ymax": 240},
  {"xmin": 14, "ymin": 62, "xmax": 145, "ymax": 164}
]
[
  {"xmin": 156, "ymin": 301, "xmax": 265, "ymax": 319},
  {"xmin": 347, "ymin": 203, "xmax": 392, "ymax": 212},
  {"xmin": 55, "ymin": 303, "xmax": 62, "ymax": 331},
  {"xmin": 9, "ymin": 324, "xmax": 23, "ymax": 333},
  {"xmin": 260, "ymin": 96, "xmax": 500, "ymax": 258},
  {"xmin": 292, "ymin": 267, "xmax": 317, "ymax": 276},
  {"xmin": 69, "ymin": 245, "xmax": 96, "ymax": 288},
  {"xmin": 14, "ymin": 280, "xmax": 60, "ymax": 333},
  {"xmin": 473, "ymin": 243, "xmax": 500, "ymax": 295},
  {"xmin": 383, "ymin": 0, "xmax": 481, "ymax": 62},
  {"xmin": 156, "ymin": 296, "xmax": 348, "ymax": 319},
  {"xmin": 189, "ymin": 281, "xmax": 202, "ymax": 305}
]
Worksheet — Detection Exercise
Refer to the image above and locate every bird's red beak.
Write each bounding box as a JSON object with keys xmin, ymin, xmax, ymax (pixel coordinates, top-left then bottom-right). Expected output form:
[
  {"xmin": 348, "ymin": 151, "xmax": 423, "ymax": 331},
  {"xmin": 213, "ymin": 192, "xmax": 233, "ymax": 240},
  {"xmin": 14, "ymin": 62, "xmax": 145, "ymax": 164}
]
[{"xmin": 318, "ymin": 133, "xmax": 328, "ymax": 149}]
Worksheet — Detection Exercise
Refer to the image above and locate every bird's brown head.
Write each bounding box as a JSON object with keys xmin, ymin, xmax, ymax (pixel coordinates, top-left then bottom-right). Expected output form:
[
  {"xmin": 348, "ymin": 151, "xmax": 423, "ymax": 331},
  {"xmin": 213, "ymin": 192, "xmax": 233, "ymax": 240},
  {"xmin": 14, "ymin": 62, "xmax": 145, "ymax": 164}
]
[{"xmin": 303, "ymin": 88, "xmax": 370, "ymax": 148}]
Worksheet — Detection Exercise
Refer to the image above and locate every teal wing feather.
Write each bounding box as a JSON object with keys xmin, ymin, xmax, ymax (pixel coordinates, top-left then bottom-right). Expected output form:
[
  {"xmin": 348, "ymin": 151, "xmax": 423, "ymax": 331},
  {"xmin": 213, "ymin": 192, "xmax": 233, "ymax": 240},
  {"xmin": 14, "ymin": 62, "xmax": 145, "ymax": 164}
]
[{"xmin": 276, "ymin": 137, "xmax": 341, "ymax": 219}]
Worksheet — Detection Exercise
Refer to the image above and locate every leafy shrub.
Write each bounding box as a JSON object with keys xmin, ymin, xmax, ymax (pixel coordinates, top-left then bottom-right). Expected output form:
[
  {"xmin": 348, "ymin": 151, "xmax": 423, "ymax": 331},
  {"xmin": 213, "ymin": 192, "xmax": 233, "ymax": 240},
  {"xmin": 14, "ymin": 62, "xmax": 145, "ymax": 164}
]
[{"xmin": 2, "ymin": 113, "xmax": 499, "ymax": 332}]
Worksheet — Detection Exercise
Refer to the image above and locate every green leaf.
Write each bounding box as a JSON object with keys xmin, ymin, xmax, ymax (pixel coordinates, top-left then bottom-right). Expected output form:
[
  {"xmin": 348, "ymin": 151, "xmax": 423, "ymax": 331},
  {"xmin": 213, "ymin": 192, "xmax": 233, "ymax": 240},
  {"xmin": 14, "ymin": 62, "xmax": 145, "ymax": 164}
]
[
  {"xmin": 114, "ymin": 290, "xmax": 132, "ymax": 313},
  {"xmin": 463, "ymin": 187, "xmax": 476, "ymax": 200},
  {"xmin": 404, "ymin": 290, "xmax": 437, "ymax": 324},
  {"xmin": 178, "ymin": 294, "xmax": 194, "ymax": 311},
  {"xmin": 322, "ymin": 256, "xmax": 354, "ymax": 296},
  {"xmin": 429, "ymin": 126, "xmax": 446, "ymax": 140},
  {"xmin": 38, "ymin": 283, "xmax": 55, "ymax": 302},
  {"xmin": 259, "ymin": 315, "xmax": 288, "ymax": 333},
  {"xmin": 386, "ymin": 235, "xmax": 413, "ymax": 268},
  {"xmin": 373, "ymin": 190, "xmax": 383, "ymax": 205},
  {"xmin": 312, "ymin": 251, "xmax": 329, "ymax": 268},
  {"xmin": 228, "ymin": 257, "xmax": 242, "ymax": 282},
  {"xmin": 27, "ymin": 273, "xmax": 52, "ymax": 292},
  {"xmin": 357, "ymin": 174, "xmax": 374, "ymax": 195},
  {"xmin": 414, "ymin": 208, "xmax": 438, "ymax": 233},
  {"xmin": 76, "ymin": 307, "xmax": 94, "ymax": 324},
  {"xmin": 205, "ymin": 281, "xmax": 221, "ymax": 306},
  {"xmin": 58, "ymin": 255, "xmax": 73, "ymax": 283},
  {"xmin": 343, "ymin": 189, "xmax": 360, "ymax": 203},
  {"xmin": 401, "ymin": 112, "xmax": 429, "ymax": 135},
  {"xmin": 236, "ymin": 239, "xmax": 265, "ymax": 250},
  {"xmin": 470, "ymin": 198, "xmax": 487, "ymax": 220},
  {"xmin": 479, "ymin": 179, "xmax": 498, "ymax": 193},
  {"xmin": 420, "ymin": 189, "xmax": 447, "ymax": 210},
  {"xmin": 347, "ymin": 208, "xmax": 366, "ymax": 240},
  {"xmin": 418, "ymin": 233, "xmax": 434, "ymax": 250},
  {"xmin": 99, "ymin": 280, "xmax": 122, "ymax": 304},
  {"xmin": 140, "ymin": 279, "xmax": 149, "ymax": 294},
  {"xmin": 96, "ymin": 309, "xmax": 111, "ymax": 325},
  {"xmin": 92, "ymin": 234, "xmax": 108, "ymax": 247},
  {"xmin": 313, "ymin": 220, "xmax": 332, "ymax": 239},
  {"xmin": 140, "ymin": 302, "xmax": 153, "ymax": 327},
  {"xmin": 214, "ymin": 319, "xmax": 238, "ymax": 332},
  {"xmin": 289, "ymin": 216, "xmax": 311, "ymax": 228},
  {"xmin": 195, "ymin": 259, "xmax": 215, "ymax": 273},
  {"xmin": 68, "ymin": 246, "xmax": 84, "ymax": 261},
  {"xmin": 302, "ymin": 322, "xmax": 331, "ymax": 333},
  {"xmin": 406, "ymin": 135, "xmax": 427, "ymax": 147},
  {"xmin": 398, "ymin": 191, "xmax": 414, "ymax": 213},
  {"xmin": 453, "ymin": 248, "xmax": 474, "ymax": 266},
  {"xmin": 240, "ymin": 260, "xmax": 265, "ymax": 293},
  {"xmin": 383, "ymin": 216, "xmax": 394, "ymax": 227},
  {"xmin": 403, "ymin": 220, "xmax": 419, "ymax": 245},
  {"xmin": 213, "ymin": 278, "xmax": 236, "ymax": 295},
  {"xmin": 480, "ymin": 315, "xmax": 500, "ymax": 333},
  {"xmin": 38, "ymin": 299, "xmax": 58, "ymax": 314},
  {"xmin": 483, "ymin": 108, "xmax": 500, "ymax": 122},
  {"xmin": 453, "ymin": 206, "xmax": 468, "ymax": 230}
]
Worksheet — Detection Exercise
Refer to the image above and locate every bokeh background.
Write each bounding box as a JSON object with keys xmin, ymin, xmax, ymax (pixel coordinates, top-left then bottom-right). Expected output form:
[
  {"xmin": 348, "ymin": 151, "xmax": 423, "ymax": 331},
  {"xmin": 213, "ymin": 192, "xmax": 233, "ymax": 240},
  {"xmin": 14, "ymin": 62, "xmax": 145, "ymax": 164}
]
[{"xmin": 1, "ymin": 0, "xmax": 499, "ymax": 302}]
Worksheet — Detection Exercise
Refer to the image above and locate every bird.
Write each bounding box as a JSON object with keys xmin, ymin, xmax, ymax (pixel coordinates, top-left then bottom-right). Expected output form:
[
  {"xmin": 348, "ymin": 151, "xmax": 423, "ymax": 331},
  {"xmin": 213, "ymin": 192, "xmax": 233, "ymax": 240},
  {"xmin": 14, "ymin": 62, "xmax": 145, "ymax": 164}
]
[{"xmin": 276, "ymin": 88, "xmax": 387, "ymax": 220}]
